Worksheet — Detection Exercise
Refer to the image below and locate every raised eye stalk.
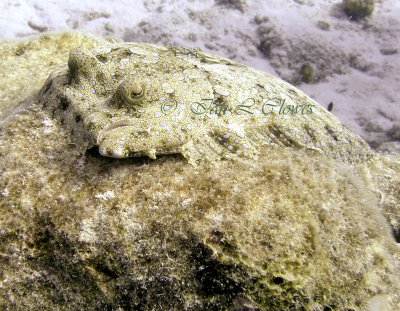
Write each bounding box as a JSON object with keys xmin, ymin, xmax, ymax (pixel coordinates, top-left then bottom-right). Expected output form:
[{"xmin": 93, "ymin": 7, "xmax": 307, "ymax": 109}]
[
  {"xmin": 68, "ymin": 47, "xmax": 103, "ymax": 79},
  {"xmin": 113, "ymin": 79, "xmax": 147, "ymax": 106}
]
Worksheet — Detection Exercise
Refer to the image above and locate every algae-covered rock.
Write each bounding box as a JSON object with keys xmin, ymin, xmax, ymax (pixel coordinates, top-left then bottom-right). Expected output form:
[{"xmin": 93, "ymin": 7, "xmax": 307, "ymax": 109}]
[
  {"xmin": 342, "ymin": 0, "xmax": 375, "ymax": 20},
  {"xmin": 214, "ymin": 0, "xmax": 247, "ymax": 12},
  {"xmin": 0, "ymin": 33, "xmax": 399, "ymax": 310}
]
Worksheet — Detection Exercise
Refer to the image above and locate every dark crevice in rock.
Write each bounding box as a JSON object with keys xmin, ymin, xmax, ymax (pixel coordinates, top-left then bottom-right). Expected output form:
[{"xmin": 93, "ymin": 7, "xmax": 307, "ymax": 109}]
[{"xmin": 392, "ymin": 226, "xmax": 400, "ymax": 243}]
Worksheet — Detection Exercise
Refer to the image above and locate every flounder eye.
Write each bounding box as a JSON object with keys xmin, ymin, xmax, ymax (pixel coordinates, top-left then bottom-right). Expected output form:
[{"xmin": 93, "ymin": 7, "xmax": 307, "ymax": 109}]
[
  {"xmin": 130, "ymin": 82, "xmax": 144, "ymax": 98},
  {"xmin": 114, "ymin": 79, "xmax": 146, "ymax": 106}
]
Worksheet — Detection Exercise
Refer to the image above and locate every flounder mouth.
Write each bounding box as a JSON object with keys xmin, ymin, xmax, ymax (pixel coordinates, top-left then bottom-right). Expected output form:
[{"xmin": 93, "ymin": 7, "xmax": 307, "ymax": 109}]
[
  {"xmin": 96, "ymin": 119, "xmax": 149, "ymax": 146},
  {"xmin": 96, "ymin": 119, "xmax": 181, "ymax": 159},
  {"xmin": 97, "ymin": 119, "xmax": 150, "ymax": 158}
]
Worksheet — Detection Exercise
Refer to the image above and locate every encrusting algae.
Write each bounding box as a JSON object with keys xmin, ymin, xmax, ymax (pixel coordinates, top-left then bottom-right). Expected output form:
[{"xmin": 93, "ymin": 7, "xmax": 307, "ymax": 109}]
[{"xmin": 0, "ymin": 32, "xmax": 399, "ymax": 310}]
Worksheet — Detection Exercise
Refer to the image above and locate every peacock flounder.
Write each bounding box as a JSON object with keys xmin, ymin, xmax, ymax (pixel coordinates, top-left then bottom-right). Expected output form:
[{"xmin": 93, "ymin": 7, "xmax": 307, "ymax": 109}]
[{"xmin": 39, "ymin": 43, "xmax": 372, "ymax": 165}]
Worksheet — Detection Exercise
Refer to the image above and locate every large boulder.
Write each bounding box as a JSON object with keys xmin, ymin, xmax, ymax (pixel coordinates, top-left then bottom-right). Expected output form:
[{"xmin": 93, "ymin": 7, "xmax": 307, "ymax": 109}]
[{"xmin": 0, "ymin": 33, "xmax": 399, "ymax": 310}]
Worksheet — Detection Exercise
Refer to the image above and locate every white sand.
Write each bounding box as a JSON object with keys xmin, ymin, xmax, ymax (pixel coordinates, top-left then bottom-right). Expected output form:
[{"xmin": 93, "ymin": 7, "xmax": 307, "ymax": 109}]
[{"xmin": 0, "ymin": 0, "xmax": 399, "ymax": 152}]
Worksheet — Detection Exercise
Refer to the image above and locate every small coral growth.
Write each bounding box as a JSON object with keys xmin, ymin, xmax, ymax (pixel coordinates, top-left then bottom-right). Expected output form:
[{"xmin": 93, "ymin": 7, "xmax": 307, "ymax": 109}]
[{"xmin": 342, "ymin": 0, "xmax": 375, "ymax": 20}]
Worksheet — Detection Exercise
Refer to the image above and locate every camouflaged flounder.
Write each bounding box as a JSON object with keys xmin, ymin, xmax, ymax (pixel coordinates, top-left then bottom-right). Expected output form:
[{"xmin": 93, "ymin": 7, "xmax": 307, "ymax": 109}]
[{"xmin": 39, "ymin": 43, "xmax": 373, "ymax": 165}]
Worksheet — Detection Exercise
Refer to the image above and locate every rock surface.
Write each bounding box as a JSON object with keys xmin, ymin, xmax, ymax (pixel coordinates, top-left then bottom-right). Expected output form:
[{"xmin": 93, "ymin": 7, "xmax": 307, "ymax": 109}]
[{"xmin": 0, "ymin": 33, "xmax": 399, "ymax": 310}]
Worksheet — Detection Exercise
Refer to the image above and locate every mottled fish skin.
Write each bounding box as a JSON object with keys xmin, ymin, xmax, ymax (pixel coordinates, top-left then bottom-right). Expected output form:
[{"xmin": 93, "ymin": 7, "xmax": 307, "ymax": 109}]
[{"xmin": 39, "ymin": 43, "xmax": 373, "ymax": 165}]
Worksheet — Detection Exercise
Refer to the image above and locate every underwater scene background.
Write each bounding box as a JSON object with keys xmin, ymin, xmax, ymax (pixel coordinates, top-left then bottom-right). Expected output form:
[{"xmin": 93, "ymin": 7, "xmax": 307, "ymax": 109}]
[{"xmin": 0, "ymin": 1, "xmax": 399, "ymax": 310}]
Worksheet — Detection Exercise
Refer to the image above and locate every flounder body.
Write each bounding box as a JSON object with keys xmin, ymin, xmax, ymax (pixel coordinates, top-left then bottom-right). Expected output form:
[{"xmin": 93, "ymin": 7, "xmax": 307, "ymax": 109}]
[{"xmin": 39, "ymin": 43, "xmax": 372, "ymax": 165}]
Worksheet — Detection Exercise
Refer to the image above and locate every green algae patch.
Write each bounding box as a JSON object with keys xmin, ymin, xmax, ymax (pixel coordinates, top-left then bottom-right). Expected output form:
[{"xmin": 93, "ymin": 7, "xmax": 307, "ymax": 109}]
[
  {"xmin": 0, "ymin": 33, "xmax": 399, "ymax": 310},
  {"xmin": 300, "ymin": 63, "xmax": 314, "ymax": 84},
  {"xmin": 342, "ymin": 0, "xmax": 375, "ymax": 20}
]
